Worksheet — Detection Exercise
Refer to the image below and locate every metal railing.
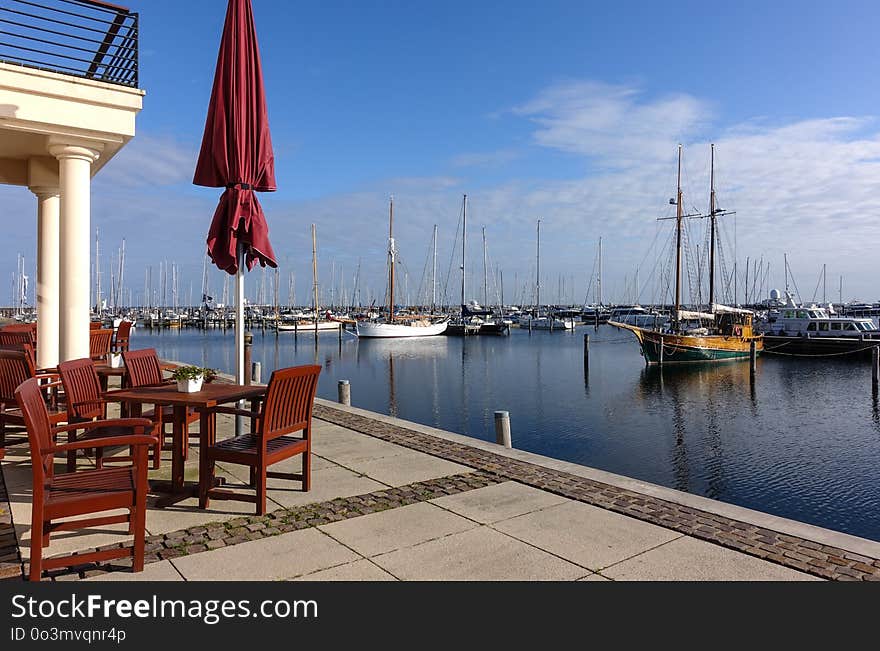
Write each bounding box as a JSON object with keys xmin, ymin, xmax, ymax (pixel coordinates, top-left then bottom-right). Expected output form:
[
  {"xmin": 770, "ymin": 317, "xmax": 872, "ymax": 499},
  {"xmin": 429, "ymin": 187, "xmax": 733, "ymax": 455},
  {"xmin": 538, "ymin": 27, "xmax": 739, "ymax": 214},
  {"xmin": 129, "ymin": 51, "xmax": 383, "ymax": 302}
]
[{"xmin": 0, "ymin": 0, "xmax": 138, "ymax": 88}]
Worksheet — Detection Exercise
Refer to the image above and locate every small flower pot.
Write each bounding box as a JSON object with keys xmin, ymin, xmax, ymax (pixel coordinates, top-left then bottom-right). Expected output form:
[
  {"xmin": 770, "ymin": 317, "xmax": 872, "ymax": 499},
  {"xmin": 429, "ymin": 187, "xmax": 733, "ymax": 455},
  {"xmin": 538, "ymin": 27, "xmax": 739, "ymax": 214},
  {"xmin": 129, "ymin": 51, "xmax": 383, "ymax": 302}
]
[
  {"xmin": 109, "ymin": 353, "xmax": 124, "ymax": 369},
  {"xmin": 176, "ymin": 377, "xmax": 203, "ymax": 393}
]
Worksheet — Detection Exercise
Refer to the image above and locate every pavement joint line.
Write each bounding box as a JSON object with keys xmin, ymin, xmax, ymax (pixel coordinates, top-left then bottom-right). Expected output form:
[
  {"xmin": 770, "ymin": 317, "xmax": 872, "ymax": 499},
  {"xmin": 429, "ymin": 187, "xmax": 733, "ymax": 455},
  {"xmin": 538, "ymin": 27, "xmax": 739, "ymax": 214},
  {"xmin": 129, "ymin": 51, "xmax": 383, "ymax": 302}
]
[
  {"xmin": 311, "ymin": 403, "xmax": 880, "ymax": 582},
  {"xmin": 590, "ymin": 533, "xmax": 688, "ymax": 574},
  {"xmin": 302, "ymin": 528, "xmax": 404, "ymax": 582}
]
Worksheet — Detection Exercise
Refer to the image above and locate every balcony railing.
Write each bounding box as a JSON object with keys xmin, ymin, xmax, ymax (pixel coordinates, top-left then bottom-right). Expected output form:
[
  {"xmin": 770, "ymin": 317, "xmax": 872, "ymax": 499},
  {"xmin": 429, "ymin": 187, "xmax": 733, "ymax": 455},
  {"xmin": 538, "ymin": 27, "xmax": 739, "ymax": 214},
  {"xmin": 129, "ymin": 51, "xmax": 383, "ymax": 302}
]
[{"xmin": 0, "ymin": 0, "xmax": 138, "ymax": 88}]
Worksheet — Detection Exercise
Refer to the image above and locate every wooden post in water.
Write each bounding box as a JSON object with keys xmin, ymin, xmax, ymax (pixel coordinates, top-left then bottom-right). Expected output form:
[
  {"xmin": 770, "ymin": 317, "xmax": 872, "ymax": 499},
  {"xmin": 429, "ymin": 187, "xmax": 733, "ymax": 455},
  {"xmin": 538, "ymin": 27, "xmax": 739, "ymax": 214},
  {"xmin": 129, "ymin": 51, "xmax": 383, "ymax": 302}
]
[
  {"xmin": 338, "ymin": 379, "xmax": 351, "ymax": 406},
  {"xmin": 528, "ymin": 317, "xmax": 532, "ymax": 334},
  {"xmin": 584, "ymin": 333, "xmax": 590, "ymax": 362},
  {"xmin": 252, "ymin": 361, "xmax": 261, "ymax": 384},
  {"xmin": 873, "ymin": 346, "xmax": 879, "ymax": 395},
  {"xmin": 658, "ymin": 340, "xmax": 664, "ymax": 367},
  {"xmin": 494, "ymin": 410, "xmax": 512, "ymax": 448},
  {"xmin": 750, "ymin": 340, "xmax": 757, "ymax": 377}
]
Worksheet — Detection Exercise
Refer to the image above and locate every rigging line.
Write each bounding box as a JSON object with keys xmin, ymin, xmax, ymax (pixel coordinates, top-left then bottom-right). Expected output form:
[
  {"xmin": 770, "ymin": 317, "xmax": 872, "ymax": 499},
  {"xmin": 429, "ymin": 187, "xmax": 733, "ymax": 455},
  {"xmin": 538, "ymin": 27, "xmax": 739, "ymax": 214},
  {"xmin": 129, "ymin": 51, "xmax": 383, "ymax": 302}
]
[{"xmin": 440, "ymin": 201, "xmax": 463, "ymax": 308}]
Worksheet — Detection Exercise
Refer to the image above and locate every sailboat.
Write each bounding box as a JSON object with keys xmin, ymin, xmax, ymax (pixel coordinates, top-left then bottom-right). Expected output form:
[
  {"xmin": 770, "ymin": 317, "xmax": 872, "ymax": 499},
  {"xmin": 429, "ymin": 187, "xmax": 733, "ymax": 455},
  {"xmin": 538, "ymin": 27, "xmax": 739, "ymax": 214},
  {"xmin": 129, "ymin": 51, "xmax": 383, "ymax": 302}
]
[
  {"xmin": 277, "ymin": 225, "xmax": 341, "ymax": 333},
  {"xmin": 446, "ymin": 194, "xmax": 482, "ymax": 336},
  {"xmin": 521, "ymin": 219, "xmax": 574, "ymax": 330},
  {"xmin": 612, "ymin": 144, "xmax": 762, "ymax": 364},
  {"xmin": 356, "ymin": 197, "xmax": 448, "ymax": 338}
]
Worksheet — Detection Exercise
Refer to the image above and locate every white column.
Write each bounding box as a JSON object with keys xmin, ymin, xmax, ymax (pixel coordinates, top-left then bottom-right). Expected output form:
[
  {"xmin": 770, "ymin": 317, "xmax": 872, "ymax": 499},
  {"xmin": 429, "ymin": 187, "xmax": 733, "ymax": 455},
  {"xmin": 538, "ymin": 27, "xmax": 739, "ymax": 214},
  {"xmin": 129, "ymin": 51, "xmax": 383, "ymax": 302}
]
[
  {"xmin": 31, "ymin": 187, "xmax": 60, "ymax": 368},
  {"xmin": 49, "ymin": 144, "xmax": 100, "ymax": 362}
]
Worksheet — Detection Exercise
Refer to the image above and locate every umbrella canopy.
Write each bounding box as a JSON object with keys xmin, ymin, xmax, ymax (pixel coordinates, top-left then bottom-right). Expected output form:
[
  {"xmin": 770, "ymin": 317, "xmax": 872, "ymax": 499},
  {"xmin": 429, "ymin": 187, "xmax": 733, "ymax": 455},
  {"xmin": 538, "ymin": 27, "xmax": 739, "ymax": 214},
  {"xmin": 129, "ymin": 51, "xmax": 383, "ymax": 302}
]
[{"xmin": 194, "ymin": 0, "xmax": 277, "ymax": 274}]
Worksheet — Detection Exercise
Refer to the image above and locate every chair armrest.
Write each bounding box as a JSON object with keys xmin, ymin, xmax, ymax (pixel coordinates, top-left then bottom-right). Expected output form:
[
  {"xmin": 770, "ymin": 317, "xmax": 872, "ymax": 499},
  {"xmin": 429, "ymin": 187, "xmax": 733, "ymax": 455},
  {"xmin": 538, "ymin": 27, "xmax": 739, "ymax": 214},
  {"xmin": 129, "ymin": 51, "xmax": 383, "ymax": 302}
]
[
  {"xmin": 52, "ymin": 418, "xmax": 154, "ymax": 435},
  {"xmin": 210, "ymin": 406, "xmax": 262, "ymax": 419},
  {"xmin": 38, "ymin": 380, "xmax": 63, "ymax": 391},
  {"xmin": 50, "ymin": 434, "xmax": 158, "ymax": 453}
]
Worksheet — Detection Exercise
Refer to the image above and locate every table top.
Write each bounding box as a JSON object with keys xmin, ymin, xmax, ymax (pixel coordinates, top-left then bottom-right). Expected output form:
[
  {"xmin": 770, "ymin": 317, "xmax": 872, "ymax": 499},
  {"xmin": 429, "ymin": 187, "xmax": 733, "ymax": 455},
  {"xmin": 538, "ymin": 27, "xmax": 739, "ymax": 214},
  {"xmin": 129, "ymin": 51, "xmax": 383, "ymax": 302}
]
[
  {"xmin": 103, "ymin": 382, "xmax": 266, "ymax": 408},
  {"xmin": 93, "ymin": 362, "xmax": 126, "ymax": 376}
]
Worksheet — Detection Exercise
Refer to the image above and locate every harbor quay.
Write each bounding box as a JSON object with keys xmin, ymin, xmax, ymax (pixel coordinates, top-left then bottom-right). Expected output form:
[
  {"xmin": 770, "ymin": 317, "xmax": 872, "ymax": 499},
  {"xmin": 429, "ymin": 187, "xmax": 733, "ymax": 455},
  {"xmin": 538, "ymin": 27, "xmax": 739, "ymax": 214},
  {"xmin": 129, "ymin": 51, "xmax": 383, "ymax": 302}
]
[{"xmin": 2, "ymin": 375, "xmax": 879, "ymax": 582}]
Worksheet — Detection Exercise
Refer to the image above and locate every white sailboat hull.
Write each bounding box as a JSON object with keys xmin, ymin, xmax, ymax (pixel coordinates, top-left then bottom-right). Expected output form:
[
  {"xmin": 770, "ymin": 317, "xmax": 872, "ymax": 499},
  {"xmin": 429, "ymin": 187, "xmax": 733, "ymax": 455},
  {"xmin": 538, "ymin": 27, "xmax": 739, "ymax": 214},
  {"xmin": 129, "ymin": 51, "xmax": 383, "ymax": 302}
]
[{"xmin": 356, "ymin": 320, "xmax": 448, "ymax": 338}]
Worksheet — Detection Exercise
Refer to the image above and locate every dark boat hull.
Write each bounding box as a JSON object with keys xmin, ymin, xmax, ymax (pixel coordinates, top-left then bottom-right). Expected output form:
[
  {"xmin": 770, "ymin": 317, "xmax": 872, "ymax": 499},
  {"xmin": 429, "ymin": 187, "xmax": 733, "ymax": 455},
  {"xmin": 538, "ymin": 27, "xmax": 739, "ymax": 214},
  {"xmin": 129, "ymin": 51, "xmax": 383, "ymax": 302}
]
[{"xmin": 762, "ymin": 334, "xmax": 880, "ymax": 358}]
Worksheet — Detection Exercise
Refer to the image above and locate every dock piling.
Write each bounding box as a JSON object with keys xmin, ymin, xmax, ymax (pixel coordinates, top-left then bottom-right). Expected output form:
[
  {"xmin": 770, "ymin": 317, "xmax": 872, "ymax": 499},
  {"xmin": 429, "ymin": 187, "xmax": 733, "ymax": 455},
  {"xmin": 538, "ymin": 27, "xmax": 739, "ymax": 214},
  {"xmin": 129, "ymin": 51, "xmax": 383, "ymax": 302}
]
[
  {"xmin": 338, "ymin": 379, "xmax": 351, "ymax": 406},
  {"xmin": 750, "ymin": 340, "xmax": 757, "ymax": 377},
  {"xmin": 494, "ymin": 410, "xmax": 512, "ymax": 448},
  {"xmin": 243, "ymin": 332, "xmax": 253, "ymax": 386},
  {"xmin": 251, "ymin": 361, "xmax": 262, "ymax": 384},
  {"xmin": 583, "ymin": 333, "xmax": 590, "ymax": 362},
  {"xmin": 873, "ymin": 346, "xmax": 879, "ymax": 395}
]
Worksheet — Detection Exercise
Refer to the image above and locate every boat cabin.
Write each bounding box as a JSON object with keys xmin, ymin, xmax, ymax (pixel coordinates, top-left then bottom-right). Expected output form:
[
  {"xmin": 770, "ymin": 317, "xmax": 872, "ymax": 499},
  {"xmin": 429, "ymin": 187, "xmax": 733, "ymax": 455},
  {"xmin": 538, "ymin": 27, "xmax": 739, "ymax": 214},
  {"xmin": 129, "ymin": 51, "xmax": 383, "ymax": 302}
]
[{"xmin": 763, "ymin": 306, "xmax": 877, "ymax": 337}]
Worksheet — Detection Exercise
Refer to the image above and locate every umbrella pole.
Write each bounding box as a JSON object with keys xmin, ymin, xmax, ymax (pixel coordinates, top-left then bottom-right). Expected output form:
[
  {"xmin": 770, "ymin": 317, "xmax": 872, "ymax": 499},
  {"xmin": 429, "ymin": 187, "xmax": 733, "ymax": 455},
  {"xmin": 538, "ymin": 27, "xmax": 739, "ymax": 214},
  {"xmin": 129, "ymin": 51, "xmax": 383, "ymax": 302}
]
[{"xmin": 235, "ymin": 242, "xmax": 245, "ymax": 435}]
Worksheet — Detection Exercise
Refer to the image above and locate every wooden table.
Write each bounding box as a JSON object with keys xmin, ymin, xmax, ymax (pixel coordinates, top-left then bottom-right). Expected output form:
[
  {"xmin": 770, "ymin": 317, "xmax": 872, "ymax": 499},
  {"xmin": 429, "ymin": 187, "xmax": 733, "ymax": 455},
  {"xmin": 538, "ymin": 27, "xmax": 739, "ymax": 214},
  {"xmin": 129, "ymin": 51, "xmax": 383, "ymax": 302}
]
[
  {"xmin": 93, "ymin": 362, "xmax": 126, "ymax": 392},
  {"xmin": 103, "ymin": 383, "xmax": 266, "ymax": 505}
]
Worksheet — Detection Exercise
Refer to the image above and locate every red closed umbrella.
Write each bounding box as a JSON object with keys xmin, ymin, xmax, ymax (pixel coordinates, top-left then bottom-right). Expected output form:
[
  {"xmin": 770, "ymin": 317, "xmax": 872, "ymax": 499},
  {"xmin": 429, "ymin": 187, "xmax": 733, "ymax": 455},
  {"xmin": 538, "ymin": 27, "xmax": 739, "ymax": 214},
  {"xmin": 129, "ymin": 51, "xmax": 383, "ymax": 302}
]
[{"xmin": 193, "ymin": 0, "xmax": 276, "ymax": 389}]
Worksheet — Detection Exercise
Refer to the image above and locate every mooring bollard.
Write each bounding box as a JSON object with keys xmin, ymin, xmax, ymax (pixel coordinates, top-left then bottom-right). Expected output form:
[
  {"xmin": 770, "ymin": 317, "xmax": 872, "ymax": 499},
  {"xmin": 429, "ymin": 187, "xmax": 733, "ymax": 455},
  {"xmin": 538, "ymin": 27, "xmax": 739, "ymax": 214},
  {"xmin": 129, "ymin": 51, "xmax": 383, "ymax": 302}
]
[
  {"xmin": 873, "ymin": 346, "xmax": 879, "ymax": 394},
  {"xmin": 338, "ymin": 321, "xmax": 343, "ymax": 342},
  {"xmin": 252, "ymin": 361, "xmax": 262, "ymax": 384},
  {"xmin": 528, "ymin": 318, "xmax": 532, "ymax": 334},
  {"xmin": 584, "ymin": 333, "xmax": 590, "ymax": 361},
  {"xmin": 338, "ymin": 379, "xmax": 351, "ymax": 406},
  {"xmin": 750, "ymin": 340, "xmax": 757, "ymax": 377},
  {"xmin": 494, "ymin": 410, "xmax": 512, "ymax": 448},
  {"xmin": 658, "ymin": 340, "xmax": 664, "ymax": 366},
  {"xmin": 243, "ymin": 332, "xmax": 253, "ymax": 386}
]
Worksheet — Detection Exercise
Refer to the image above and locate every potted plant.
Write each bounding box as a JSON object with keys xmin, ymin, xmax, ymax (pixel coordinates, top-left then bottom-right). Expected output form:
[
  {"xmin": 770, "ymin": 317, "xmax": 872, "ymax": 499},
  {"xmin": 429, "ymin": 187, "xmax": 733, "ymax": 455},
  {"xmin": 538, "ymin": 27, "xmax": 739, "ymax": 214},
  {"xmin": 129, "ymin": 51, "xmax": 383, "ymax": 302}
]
[
  {"xmin": 171, "ymin": 365, "xmax": 206, "ymax": 393},
  {"xmin": 109, "ymin": 352, "xmax": 124, "ymax": 368},
  {"xmin": 202, "ymin": 367, "xmax": 218, "ymax": 384}
]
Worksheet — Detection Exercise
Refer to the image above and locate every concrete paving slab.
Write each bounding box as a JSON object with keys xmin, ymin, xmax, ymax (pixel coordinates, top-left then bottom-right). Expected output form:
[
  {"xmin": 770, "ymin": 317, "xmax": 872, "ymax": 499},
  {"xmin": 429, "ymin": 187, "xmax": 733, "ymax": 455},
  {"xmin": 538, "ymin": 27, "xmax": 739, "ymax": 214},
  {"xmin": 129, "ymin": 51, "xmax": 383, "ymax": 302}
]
[
  {"xmin": 430, "ymin": 481, "xmax": 568, "ymax": 524},
  {"xmin": 319, "ymin": 502, "xmax": 477, "ymax": 557},
  {"xmin": 292, "ymin": 559, "xmax": 398, "ymax": 581},
  {"xmin": 172, "ymin": 528, "xmax": 360, "ymax": 581},
  {"xmin": 493, "ymin": 501, "xmax": 681, "ymax": 571},
  {"xmin": 602, "ymin": 535, "xmax": 823, "ymax": 581},
  {"xmin": 346, "ymin": 450, "xmax": 471, "ymax": 487},
  {"xmin": 311, "ymin": 426, "xmax": 416, "ymax": 466},
  {"xmin": 370, "ymin": 527, "xmax": 587, "ymax": 581},
  {"xmin": 264, "ymin": 464, "xmax": 387, "ymax": 509},
  {"xmin": 85, "ymin": 560, "xmax": 183, "ymax": 581}
]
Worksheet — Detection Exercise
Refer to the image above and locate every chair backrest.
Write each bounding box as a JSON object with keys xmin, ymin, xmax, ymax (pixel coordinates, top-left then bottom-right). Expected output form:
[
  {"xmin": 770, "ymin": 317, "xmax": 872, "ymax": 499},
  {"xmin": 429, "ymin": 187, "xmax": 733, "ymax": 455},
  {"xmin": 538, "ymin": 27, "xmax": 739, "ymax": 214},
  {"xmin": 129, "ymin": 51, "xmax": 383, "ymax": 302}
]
[
  {"xmin": 14, "ymin": 377, "xmax": 54, "ymax": 484},
  {"xmin": 261, "ymin": 365, "xmax": 321, "ymax": 440},
  {"xmin": 0, "ymin": 330, "xmax": 35, "ymax": 349},
  {"xmin": 0, "ymin": 349, "xmax": 31, "ymax": 406},
  {"xmin": 89, "ymin": 321, "xmax": 104, "ymax": 330},
  {"xmin": 122, "ymin": 348, "xmax": 163, "ymax": 387},
  {"xmin": 113, "ymin": 320, "xmax": 133, "ymax": 352},
  {"xmin": 89, "ymin": 329, "xmax": 114, "ymax": 361},
  {"xmin": 58, "ymin": 357, "xmax": 104, "ymax": 421}
]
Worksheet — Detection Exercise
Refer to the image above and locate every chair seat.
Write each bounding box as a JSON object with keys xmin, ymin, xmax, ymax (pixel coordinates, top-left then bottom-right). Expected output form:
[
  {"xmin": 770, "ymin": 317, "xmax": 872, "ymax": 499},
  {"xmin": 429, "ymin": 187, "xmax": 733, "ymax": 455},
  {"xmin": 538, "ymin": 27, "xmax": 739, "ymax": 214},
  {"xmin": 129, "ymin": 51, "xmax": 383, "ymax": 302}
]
[
  {"xmin": 45, "ymin": 466, "xmax": 135, "ymax": 517},
  {"xmin": 76, "ymin": 424, "xmax": 143, "ymax": 442},
  {"xmin": 3, "ymin": 406, "xmax": 66, "ymax": 426},
  {"xmin": 210, "ymin": 433, "xmax": 307, "ymax": 463}
]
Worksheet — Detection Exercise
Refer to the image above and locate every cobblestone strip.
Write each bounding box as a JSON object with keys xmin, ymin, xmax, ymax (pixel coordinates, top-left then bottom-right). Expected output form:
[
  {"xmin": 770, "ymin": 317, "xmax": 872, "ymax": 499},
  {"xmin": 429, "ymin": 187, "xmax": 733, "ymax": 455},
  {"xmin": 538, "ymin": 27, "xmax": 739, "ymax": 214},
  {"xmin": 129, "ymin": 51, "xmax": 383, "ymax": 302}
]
[
  {"xmin": 313, "ymin": 404, "xmax": 880, "ymax": 582},
  {"xmin": 38, "ymin": 471, "xmax": 499, "ymax": 581},
  {"xmin": 0, "ymin": 456, "xmax": 24, "ymax": 581}
]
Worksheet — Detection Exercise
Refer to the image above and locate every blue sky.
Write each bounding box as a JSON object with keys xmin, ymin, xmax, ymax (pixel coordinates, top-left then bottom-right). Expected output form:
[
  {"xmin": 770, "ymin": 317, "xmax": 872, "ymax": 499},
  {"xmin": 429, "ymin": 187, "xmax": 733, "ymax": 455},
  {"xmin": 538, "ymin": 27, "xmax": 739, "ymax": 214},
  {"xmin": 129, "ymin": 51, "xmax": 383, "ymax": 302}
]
[{"xmin": 5, "ymin": 0, "xmax": 880, "ymax": 308}]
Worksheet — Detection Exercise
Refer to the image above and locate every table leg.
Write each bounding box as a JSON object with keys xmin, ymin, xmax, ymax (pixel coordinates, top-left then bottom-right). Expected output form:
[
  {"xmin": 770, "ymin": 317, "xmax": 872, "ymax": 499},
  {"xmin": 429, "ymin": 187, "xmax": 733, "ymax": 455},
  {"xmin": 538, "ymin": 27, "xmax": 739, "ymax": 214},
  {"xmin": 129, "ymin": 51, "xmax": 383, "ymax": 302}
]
[
  {"xmin": 171, "ymin": 405, "xmax": 186, "ymax": 493},
  {"xmin": 198, "ymin": 410, "xmax": 215, "ymax": 509}
]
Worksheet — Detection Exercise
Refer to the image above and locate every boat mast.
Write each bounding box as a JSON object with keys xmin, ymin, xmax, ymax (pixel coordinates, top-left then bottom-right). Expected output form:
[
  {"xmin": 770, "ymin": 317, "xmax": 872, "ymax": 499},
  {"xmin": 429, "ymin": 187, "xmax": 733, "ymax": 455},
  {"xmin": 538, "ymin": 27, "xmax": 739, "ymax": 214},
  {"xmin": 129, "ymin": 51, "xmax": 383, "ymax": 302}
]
[
  {"xmin": 709, "ymin": 144, "xmax": 716, "ymax": 307},
  {"xmin": 432, "ymin": 224, "xmax": 437, "ymax": 311},
  {"xmin": 674, "ymin": 144, "xmax": 683, "ymax": 321},
  {"xmin": 823, "ymin": 263, "xmax": 826, "ymax": 304},
  {"xmin": 311, "ymin": 224, "xmax": 318, "ymax": 318},
  {"xmin": 388, "ymin": 196, "xmax": 394, "ymax": 321},
  {"xmin": 536, "ymin": 219, "xmax": 541, "ymax": 310},
  {"xmin": 461, "ymin": 194, "xmax": 467, "ymax": 309},
  {"xmin": 598, "ymin": 236, "xmax": 602, "ymax": 306},
  {"xmin": 482, "ymin": 226, "xmax": 488, "ymax": 307}
]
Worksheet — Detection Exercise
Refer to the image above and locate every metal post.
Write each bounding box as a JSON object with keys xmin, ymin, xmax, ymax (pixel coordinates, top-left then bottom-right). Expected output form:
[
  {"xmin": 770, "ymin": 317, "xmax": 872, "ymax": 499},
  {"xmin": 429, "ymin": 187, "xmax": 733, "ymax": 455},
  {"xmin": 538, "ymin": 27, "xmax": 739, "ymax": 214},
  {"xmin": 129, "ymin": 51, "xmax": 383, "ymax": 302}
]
[
  {"xmin": 658, "ymin": 340, "xmax": 664, "ymax": 367},
  {"xmin": 494, "ymin": 410, "xmax": 512, "ymax": 448},
  {"xmin": 252, "ymin": 361, "xmax": 262, "ymax": 384},
  {"xmin": 338, "ymin": 379, "xmax": 351, "ymax": 406},
  {"xmin": 244, "ymin": 332, "xmax": 253, "ymax": 386},
  {"xmin": 338, "ymin": 321, "xmax": 343, "ymax": 342},
  {"xmin": 750, "ymin": 340, "xmax": 757, "ymax": 377}
]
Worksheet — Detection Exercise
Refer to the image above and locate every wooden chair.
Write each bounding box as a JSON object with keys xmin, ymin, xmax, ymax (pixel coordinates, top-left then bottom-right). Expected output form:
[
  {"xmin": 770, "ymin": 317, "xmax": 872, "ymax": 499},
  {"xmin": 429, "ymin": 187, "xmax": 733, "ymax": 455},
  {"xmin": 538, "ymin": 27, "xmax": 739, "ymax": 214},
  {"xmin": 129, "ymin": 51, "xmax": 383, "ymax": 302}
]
[
  {"xmin": 0, "ymin": 330, "xmax": 36, "ymax": 350},
  {"xmin": 122, "ymin": 348, "xmax": 198, "ymax": 469},
  {"xmin": 200, "ymin": 365, "xmax": 321, "ymax": 515},
  {"xmin": 112, "ymin": 320, "xmax": 133, "ymax": 353},
  {"xmin": 89, "ymin": 329, "xmax": 114, "ymax": 362},
  {"xmin": 89, "ymin": 321, "xmax": 104, "ymax": 330},
  {"xmin": 0, "ymin": 349, "xmax": 65, "ymax": 448},
  {"xmin": 58, "ymin": 358, "xmax": 160, "ymax": 472},
  {"xmin": 14, "ymin": 377, "xmax": 154, "ymax": 581}
]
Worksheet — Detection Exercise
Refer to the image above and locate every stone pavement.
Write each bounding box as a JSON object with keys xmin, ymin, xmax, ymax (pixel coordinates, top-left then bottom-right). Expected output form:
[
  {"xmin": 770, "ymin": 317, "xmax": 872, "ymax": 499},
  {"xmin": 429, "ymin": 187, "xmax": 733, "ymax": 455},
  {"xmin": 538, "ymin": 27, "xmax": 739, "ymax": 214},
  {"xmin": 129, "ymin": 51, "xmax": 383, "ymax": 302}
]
[{"xmin": 2, "ymin": 397, "xmax": 880, "ymax": 581}]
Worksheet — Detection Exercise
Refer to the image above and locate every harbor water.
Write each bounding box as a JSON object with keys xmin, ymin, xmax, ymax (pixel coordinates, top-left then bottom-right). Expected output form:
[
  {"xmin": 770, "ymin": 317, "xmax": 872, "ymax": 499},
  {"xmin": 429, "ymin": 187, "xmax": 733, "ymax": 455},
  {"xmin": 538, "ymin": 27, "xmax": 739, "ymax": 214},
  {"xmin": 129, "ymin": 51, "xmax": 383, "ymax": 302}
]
[{"xmin": 133, "ymin": 324, "xmax": 880, "ymax": 542}]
